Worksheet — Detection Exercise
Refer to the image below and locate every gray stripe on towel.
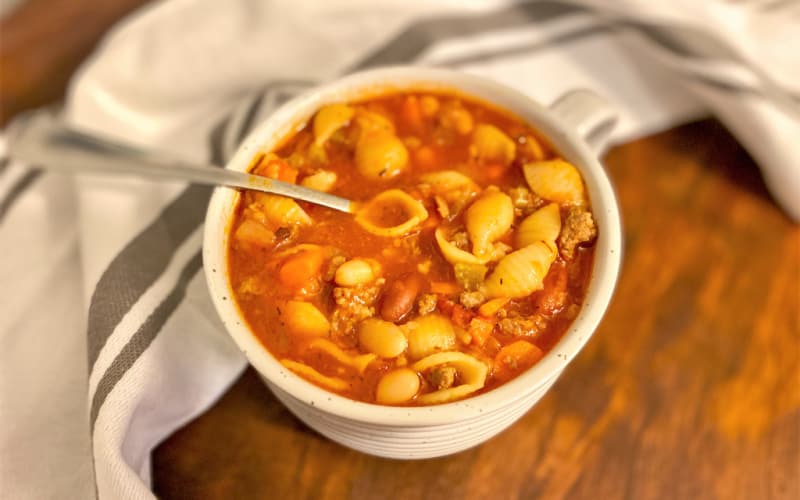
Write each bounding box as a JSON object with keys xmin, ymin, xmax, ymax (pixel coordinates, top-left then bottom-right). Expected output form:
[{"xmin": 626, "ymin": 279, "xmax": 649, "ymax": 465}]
[
  {"xmin": 89, "ymin": 251, "xmax": 203, "ymax": 430},
  {"xmin": 0, "ymin": 168, "xmax": 42, "ymax": 224}
]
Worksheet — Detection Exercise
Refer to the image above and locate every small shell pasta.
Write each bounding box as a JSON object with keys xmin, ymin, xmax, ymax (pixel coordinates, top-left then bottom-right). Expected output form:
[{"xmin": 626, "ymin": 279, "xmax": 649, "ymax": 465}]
[
  {"xmin": 306, "ymin": 338, "xmax": 376, "ymax": 374},
  {"xmin": 516, "ymin": 203, "xmax": 561, "ymax": 248},
  {"xmin": 466, "ymin": 189, "xmax": 514, "ymax": 260},
  {"xmin": 355, "ymin": 108, "xmax": 395, "ymax": 135},
  {"xmin": 472, "ymin": 123, "xmax": 516, "ymax": 166},
  {"xmin": 420, "ymin": 170, "xmax": 480, "ymax": 199},
  {"xmin": 434, "ymin": 227, "xmax": 487, "ymax": 265},
  {"xmin": 484, "ymin": 241, "xmax": 557, "ymax": 298},
  {"xmin": 254, "ymin": 193, "xmax": 312, "ymax": 227},
  {"xmin": 523, "ymin": 159, "xmax": 585, "ymax": 204},
  {"xmin": 411, "ymin": 351, "xmax": 489, "ymax": 404},
  {"xmin": 355, "ymin": 189, "xmax": 428, "ymax": 237},
  {"xmin": 300, "ymin": 170, "xmax": 337, "ymax": 192},
  {"xmin": 355, "ymin": 131, "xmax": 408, "ymax": 179},
  {"xmin": 313, "ymin": 104, "xmax": 355, "ymax": 146},
  {"xmin": 404, "ymin": 314, "xmax": 457, "ymax": 360},
  {"xmin": 281, "ymin": 359, "xmax": 349, "ymax": 392}
]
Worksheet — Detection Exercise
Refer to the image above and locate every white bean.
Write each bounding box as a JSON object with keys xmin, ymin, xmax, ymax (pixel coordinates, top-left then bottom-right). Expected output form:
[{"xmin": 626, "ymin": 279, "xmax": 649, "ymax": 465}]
[
  {"xmin": 334, "ymin": 258, "xmax": 375, "ymax": 287},
  {"xmin": 376, "ymin": 368, "xmax": 420, "ymax": 404},
  {"xmin": 358, "ymin": 318, "xmax": 407, "ymax": 358}
]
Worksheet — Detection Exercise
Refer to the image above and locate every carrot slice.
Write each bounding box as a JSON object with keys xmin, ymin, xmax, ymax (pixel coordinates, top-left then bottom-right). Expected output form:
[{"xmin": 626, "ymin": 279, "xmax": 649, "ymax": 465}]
[
  {"xmin": 263, "ymin": 158, "xmax": 299, "ymax": 184},
  {"xmin": 430, "ymin": 281, "xmax": 460, "ymax": 295},
  {"xmin": 402, "ymin": 95, "xmax": 424, "ymax": 130},
  {"xmin": 492, "ymin": 340, "xmax": 544, "ymax": 383},
  {"xmin": 279, "ymin": 250, "xmax": 324, "ymax": 290},
  {"xmin": 478, "ymin": 297, "xmax": 509, "ymax": 318}
]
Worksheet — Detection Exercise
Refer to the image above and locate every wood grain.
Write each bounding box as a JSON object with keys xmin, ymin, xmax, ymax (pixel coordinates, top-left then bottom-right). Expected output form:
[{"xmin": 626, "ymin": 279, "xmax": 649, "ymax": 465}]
[
  {"xmin": 0, "ymin": 0, "xmax": 152, "ymax": 125},
  {"xmin": 151, "ymin": 121, "xmax": 800, "ymax": 500}
]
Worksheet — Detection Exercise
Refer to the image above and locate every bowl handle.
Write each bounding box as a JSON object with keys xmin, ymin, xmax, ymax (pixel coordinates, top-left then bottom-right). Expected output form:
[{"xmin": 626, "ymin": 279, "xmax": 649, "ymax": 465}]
[{"xmin": 549, "ymin": 89, "xmax": 617, "ymax": 153}]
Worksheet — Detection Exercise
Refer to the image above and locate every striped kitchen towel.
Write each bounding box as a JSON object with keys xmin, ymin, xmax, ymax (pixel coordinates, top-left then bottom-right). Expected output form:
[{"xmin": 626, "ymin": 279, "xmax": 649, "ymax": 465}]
[{"xmin": 0, "ymin": 0, "xmax": 797, "ymax": 498}]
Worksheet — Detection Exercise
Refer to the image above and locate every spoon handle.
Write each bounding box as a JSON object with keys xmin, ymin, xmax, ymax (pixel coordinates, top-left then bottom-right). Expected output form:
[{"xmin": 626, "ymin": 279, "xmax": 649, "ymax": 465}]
[{"xmin": 6, "ymin": 111, "xmax": 355, "ymax": 214}]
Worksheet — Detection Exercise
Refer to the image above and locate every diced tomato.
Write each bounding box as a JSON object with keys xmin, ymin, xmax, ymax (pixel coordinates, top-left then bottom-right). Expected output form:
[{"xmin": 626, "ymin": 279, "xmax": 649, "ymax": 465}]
[
  {"xmin": 535, "ymin": 260, "xmax": 568, "ymax": 314},
  {"xmin": 468, "ymin": 317, "xmax": 494, "ymax": 347},
  {"xmin": 450, "ymin": 304, "xmax": 473, "ymax": 329}
]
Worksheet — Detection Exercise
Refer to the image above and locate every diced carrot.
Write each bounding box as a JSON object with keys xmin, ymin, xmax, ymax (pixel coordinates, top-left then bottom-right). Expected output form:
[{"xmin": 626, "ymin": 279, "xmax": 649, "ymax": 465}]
[
  {"xmin": 492, "ymin": 340, "xmax": 544, "ymax": 383},
  {"xmin": 234, "ymin": 219, "xmax": 274, "ymax": 248},
  {"xmin": 279, "ymin": 250, "xmax": 324, "ymax": 290},
  {"xmin": 468, "ymin": 317, "xmax": 494, "ymax": 347},
  {"xmin": 478, "ymin": 297, "xmax": 510, "ymax": 318},
  {"xmin": 430, "ymin": 281, "xmax": 460, "ymax": 295},
  {"xmin": 402, "ymin": 95, "xmax": 424, "ymax": 130},
  {"xmin": 415, "ymin": 146, "xmax": 437, "ymax": 169},
  {"xmin": 450, "ymin": 304, "xmax": 473, "ymax": 329}
]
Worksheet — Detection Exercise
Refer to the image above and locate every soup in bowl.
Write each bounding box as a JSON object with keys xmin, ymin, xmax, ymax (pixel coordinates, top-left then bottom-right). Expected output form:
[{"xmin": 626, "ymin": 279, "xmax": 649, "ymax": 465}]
[{"xmin": 204, "ymin": 67, "xmax": 622, "ymax": 458}]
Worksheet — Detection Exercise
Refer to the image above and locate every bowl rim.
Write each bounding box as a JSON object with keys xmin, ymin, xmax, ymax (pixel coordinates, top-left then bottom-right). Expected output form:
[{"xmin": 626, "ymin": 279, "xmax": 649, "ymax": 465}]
[{"xmin": 203, "ymin": 66, "xmax": 622, "ymax": 426}]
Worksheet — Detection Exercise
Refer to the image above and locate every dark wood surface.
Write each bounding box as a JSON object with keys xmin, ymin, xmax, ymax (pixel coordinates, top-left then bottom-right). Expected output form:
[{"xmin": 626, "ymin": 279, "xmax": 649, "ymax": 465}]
[{"xmin": 2, "ymin": 2, "xmax": 798, "ymax": 499}]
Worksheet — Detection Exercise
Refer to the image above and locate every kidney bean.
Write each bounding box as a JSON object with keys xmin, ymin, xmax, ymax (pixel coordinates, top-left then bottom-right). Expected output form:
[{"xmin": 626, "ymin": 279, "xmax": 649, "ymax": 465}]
[{"xmin": 380, "ymin": 273, "xmax": 422, "ymax": 322}]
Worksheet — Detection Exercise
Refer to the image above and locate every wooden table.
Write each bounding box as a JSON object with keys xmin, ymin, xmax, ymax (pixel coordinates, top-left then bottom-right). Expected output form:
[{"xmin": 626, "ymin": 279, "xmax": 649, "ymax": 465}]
[{"xmin": 3, "ymin": 3, "xmax": 798, "ymax": 499}]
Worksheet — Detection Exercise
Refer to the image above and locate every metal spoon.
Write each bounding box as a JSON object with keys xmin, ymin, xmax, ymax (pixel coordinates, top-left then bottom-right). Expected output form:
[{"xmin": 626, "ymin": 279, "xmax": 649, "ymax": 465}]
[{"xmin": 5, "ymin": 111, "xmax": 356, "ymax": 214}]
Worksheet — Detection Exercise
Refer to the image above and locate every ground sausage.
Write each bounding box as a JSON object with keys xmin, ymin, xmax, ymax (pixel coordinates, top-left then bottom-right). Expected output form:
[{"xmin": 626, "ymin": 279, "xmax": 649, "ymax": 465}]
[
  {"xmin": 331, "ymin": 278, "xmax": 385, "ymax": 345},
  {"xmin": 559, "ymin": 206, "xmax": 597, "ymax": 260},
  {"xmin": 427, "ymin": 365, "xmax": 457, "ymax": 390},
  {"xmin": 498, "ymin": 314, "xmax": 547, "ymax": 338},
  {"xmin": 459, "ymin": 290, "xmax": 486, "ymax": 309},
  {"xmin": 417, "ymin": 293, "xmax": 438, "ymax": 316}
]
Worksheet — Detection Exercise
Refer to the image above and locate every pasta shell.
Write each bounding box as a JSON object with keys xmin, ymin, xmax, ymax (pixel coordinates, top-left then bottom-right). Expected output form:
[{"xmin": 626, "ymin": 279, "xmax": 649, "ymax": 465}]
[
  {"xmin": 516, "ymin": 203, "xmax": 562, "ymax": 248},
  {"xmin": 313, "ymin": 104, "xmax": 354, "ymax": 146},
  {"xmin": 355, "ymin": 189, "xmax": 428, "ymax": 237},
  {"xmin": 253, "ymin": 193, "xmax": 312, "ymax": 228},
  {"xmin": 355, "ymin": 131, "xmax": 409, "ymax": 180},
  {"xmin": 411, "ymin": 351, "xmax": 489, "ymax": 404},
  {"xmin": 300, "ymin": 170, "xmax": 337, "ymax": 192},
  {"xmin": 306, "ymin": 338, "xmax": 376, "ymax": 374},
  {"xmin": 522, "ymin": 159, "xmax": 585, "ymax": 204},
  {"xmin": 484, "ymin": 241, "xmax": 557, "ymax": 298},
  {"xmin": 404, "ymin": 314, "xmax": 457, "ymax": 360},
  {"xmin": 281, "ymin": 359, "xmax": 350, "ymax": 392},
  {"xmin": 420, "ymin": 170, "xmax": 480, "ymax": 198},
  {"xmin": 472, "ymin": 123, "xmax": 516, "ymax": 166},
  {"xmin": 466, "ymin": 189, "xmax": 514, "ymax": 260},
  {"xmin": 434, "ymin": 227, "xmax": 487, "ymax": 265}
]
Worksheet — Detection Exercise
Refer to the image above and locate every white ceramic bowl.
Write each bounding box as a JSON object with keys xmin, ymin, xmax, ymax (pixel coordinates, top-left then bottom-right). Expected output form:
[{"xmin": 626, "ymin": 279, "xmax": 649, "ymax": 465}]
[{"xmin": 204, "ymin": 66, "xmax": 622, "ymax": 459}]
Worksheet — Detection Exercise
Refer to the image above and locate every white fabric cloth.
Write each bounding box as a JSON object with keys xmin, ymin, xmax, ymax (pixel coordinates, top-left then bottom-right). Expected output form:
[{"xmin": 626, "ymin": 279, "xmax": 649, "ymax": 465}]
[{"xmin": 0, "ymin": 0, "xmax": 797, "ymax": 498}]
